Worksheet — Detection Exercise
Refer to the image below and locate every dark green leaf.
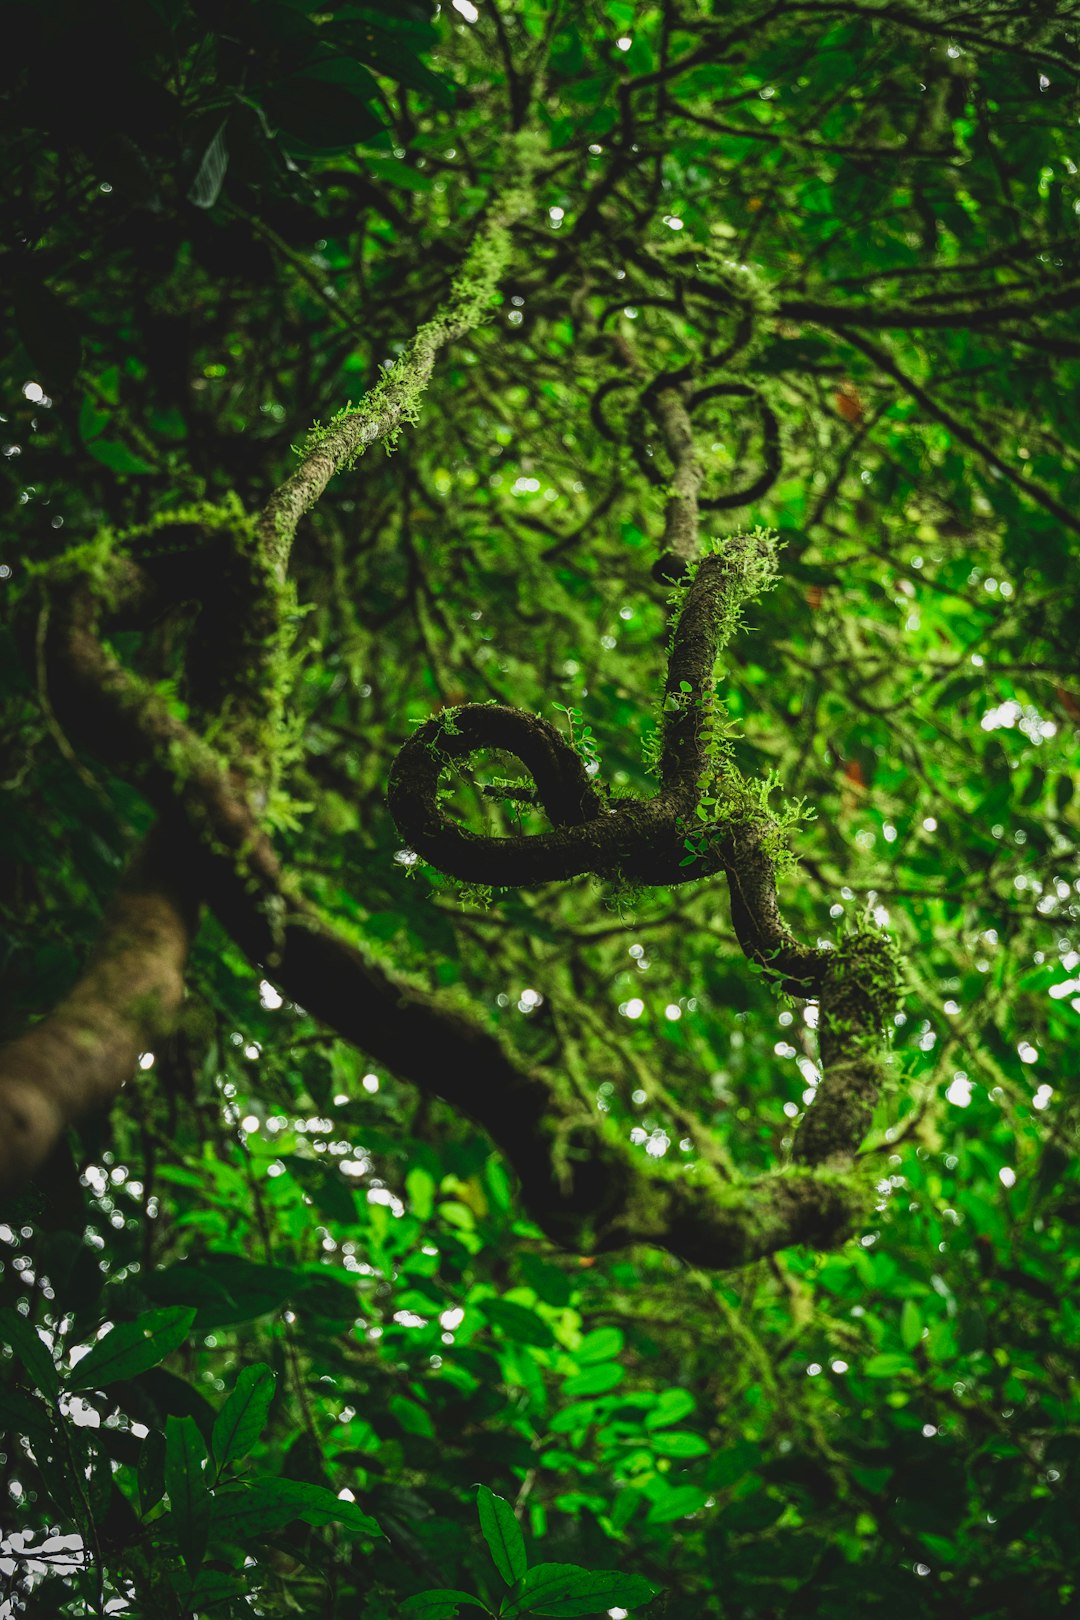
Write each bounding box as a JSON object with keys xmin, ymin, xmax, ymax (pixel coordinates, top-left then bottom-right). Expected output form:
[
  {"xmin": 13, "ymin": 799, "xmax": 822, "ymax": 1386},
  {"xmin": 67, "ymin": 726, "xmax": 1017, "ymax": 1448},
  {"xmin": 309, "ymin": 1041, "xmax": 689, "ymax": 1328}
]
[
  {"xmin": 526, "ymin": 1567, "xmax": 660, "ymax": 1617},
  {"xmin": 508, "ymin": 1563, "xmax": 659, "ymax": 1617},
  {"xmin": 477, "ymin": 1484, "xmax": 527, "ymax": 1585},
  {"xmin": 138, "ymin": 1428, "xmax": 167, "ymax": 1516},
  {"xmin": 165, "ymin": 1414, "xmax": 210, "ymax": 1570},
  {"xmin": 212, "ymin": 1363, "xmax": 276, "ymax": 1471},
  {"xmin": 66, "ymin": 1308, "xmax": 196, "ymax": 1391},
  {"xmin": 85, "ymin": 439, "xmax": 157, "ymax": 475},
  {"xmin": 561, "ymin": 1363, "xmax": 623, "ymax": 1397},
  {"xmin": 402, "ymin": 1590, "xmax": 491, "ymax": 1619},
  {"xmin": 213, "ymin": 1477, "xmax": 380, "ymax": 1542},
  {"xmin": 481, "ymin": 1298, "xmax": 554, "ymax": 1349},
  {"xmin": 0, "ymin": 1307, "xmax": 60, "ymax": 1400}
]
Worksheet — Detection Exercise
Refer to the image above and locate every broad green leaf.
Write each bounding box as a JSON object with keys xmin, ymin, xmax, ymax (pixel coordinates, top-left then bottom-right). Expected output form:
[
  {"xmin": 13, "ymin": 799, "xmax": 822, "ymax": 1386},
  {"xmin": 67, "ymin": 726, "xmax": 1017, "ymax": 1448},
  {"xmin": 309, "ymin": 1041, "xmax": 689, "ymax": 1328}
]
[
  {"xmin": 900, "ymin": 1298, "xmax": 922, "ymax": 1351},
  {"xmin": 170, "ymin": 1569, "xmax": 249, "ymax": 1609},
  {"xmin": 85, "ymin": 439, "xmax": 156, "ymax": 474},
  {"xmin": 648, "ymin": 1430, "xmax": 710, "ymax": 1459},
  {"xmin": 561, "ymin": 1363, "xmax": 623, "ymax": 1398},
  {"xmin": 406, "ymin": 1166, "xmax": 437, "ymax": 1220},
  {"xmin": 212, "ymin": 1363, "xmax": 276, "ymax": 1471},
  {"xmin": 477, "ymin": 1485, "xmax": 527, "ymax": 1585},
  {"xmin": 574, "ymin": 1327, "xmax": 623, "ymax": 1364},
  {"xmin": 402, "ymin": 1591, "xmax": 491, "ymax": 1619},
  {"xmin": 77, "ymin": 395, "xmax": 111, "ymax": 444},
  {"xmin": 862, "ymin": 1353, "xmax": 914, "ymax": 1378},
  {"xmin": 366, "ymin": 156, "xmax": 436, "ymax": 194},
  {"xmin": 165, "ymin": 1414, "xmax": 210, "ymax": 1571},
  {"xmin": 0, "ymin": 1307, "xmax": 60, "ymax": 1400},
  {"xmin": 527, "ymin": 1568, "xmax": 660, "ymax": 1617},
  {"xmin": 517, "ymin": 1254, "xmax": 571, "ymax": 1307},
  {"xmin": 390, "ymin": 1394, "xmax": 437, "ymax": 1438},
  {"xmin": 143, "ymin": 1257, "xmax": 301, "ymax": 1328},
  {"xmin": 481, "ymin": 1298, "xmax": 555, "ymax": 1349},
  {"xmin": 0, "ymin": 1387, "xmax": 56, "ymax": 1450},
  {"xmin": 138, "ymin": 1428, "xmax": 166, "ymax": 1516},
  {"xmin": 66, "ymin": 1307, "xmax": 196, "ymax": 1391},
  {"xmin": 645, "ymin": 1485, "xmax": 710, "ymax": 1525},
  {"xmin": 213, "ymin": 1477, "xmax": 380, "ymax": 1542},
  {"xmin": 281, "ymin": 1155, "xmax": 358, "ymax": 1223},
  {"xmin": 643, "ymin": 1389, "xmax": 695, "ymax": 1429},
  {"xmin": 507, "ymin": 1564, "xmax": 659, "ymax": 1616}
]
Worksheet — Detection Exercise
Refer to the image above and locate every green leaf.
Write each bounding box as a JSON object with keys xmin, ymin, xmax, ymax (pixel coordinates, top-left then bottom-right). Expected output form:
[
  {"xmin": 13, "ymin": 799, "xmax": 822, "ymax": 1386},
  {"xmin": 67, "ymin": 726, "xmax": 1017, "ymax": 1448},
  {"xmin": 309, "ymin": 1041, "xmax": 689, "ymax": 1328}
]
[
  {"xmin": 366, "ymin": 155, "xmax": 436, "ymax": 193},
  {"xmin": 645, "ymin": 1485, "xmax": 710, "ymax": 1525},
  {"xmin": 402, "ymin": 1590, "xmax": 491, "ymax": 1619},
  {"xmin": 481, "ymin": 1298, "xmax": 555, "ymax": 1349},
  {"xmin": 280, "ymin": 1154, "xmax": 358, "ymax": 1223},
  {"xmin": 518, "ymin": 1254, "xmax": 571, "ymax": 1308},
  {"xmin": 165, "ymin": 1415, "xmax": 210, "ymax": 1571},
  {"xmin": 85, "ymin": 438, "xmax": 156, "ymax": 475},
  {"xmin": 575, "ymin": 1327, "xmax": 623, "ymax": 1364},
  {"xmin": 0, "ymin": 1387, "xmax": 57, "ymax": 1450},
  {"xmin": 406, "ymin": 1165, "xmax": 437, "ymax": 1220},
  {"xmin": 142, "ymin": 1257, "xmax": 302, "ymax": 1328},
  {"xmin": 643, "ymin": 1388, "xmax": 695, "ymax": 1429},
  {"xmin": 66, "ymin": 1307, "xmax": 196, "ymax": 1391},
  {"xmin": 138, "ymin": 1429, "xmax": 166, "ymax": 1516},
  {"xmin": 0, "ymin": 1307, "xmax": 60, "ymax": 1400},
  {"xmin": 77, "ymin": 395, "xmax": 111, "ymax": 444},
  {"xmin": 862, "ymin": 1353, "xmax": 914, "ymax": 1378},
  {"xmin": 900, "ymin": 1299, "xmax": 922, "ymax": 1352},
  {"xmin": 212, "ymin": 1363, "xmax": 276, "ymax": 1472},
  {"xmin": 213, "ymin": 1477, "xmax": 380, "ymax": 1542},
  {"xmin": 561, "ymin": 1362, "xmax": 623, "ymax": 1397},
  {"xmin": 339, "ymin": 11, "xmax": 455, "ymax": 107},
  {"xmin": 533, "ymin": 1569, "xmax": 660, "ymax": 1617},
  {"xmin": 648, "ymin": 1430, "xmax": 710, "ymax": 1459},
  {"xmin": 390, "ymin": 1393, "xmax": 437, "ymax": 1438},
  {"xmin": 170, "ymin": 1569, "xmax": 249, "ymax": 1609},
  {"xmin": 477, "ymin": 1484, "xmax": 527, "ymax": 1585},
  {"xmin": 507, "ymin": 1564, "xmax": 660, "ymax": 1617},
  {"xmin": 266, "ymin": 62, "xmax": 385, "ymax": 151}
]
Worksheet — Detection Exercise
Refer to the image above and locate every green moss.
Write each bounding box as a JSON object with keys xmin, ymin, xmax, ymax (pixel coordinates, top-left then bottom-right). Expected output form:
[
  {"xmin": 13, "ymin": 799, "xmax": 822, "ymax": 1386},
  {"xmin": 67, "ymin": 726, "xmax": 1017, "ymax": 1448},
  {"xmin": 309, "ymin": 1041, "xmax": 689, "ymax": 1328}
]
[
  {"xmin": 300, "ymin": 131, "xmax": 542, "ymax": 472},
  {"xmin": 825, "ymin": 911, "xmax": 906, "ymax": 1039}
]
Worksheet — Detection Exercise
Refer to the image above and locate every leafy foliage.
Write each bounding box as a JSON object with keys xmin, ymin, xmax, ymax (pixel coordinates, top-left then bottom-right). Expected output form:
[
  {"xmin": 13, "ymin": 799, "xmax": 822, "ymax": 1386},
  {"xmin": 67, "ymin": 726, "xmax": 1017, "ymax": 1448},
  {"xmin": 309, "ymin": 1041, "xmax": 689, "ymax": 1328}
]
[{"xmin": 2, "ymin": 1, "xmax": 1079, "ymax": 1617}]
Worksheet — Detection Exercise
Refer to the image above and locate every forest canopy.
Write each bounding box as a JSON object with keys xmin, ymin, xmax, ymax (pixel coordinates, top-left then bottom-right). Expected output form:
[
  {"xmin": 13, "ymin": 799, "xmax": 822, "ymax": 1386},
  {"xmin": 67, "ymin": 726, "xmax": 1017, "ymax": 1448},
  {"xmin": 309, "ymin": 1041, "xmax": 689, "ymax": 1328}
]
[{"xmin": 1, "ymin": 1, "xmax": 1079, "ymax": 1616}]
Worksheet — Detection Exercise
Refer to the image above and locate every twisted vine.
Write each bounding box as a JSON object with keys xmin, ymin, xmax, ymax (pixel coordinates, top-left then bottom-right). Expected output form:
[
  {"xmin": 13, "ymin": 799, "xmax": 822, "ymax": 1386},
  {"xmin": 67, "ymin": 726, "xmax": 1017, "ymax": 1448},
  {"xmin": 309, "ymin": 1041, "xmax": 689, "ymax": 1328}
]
[
  {"xmin": 389, "ymin": 530, "xmax": 903, "ymax": 1179},
  {"xmin": 389, "ymin": 297, "xmax": 904, "ymax": 1234}
]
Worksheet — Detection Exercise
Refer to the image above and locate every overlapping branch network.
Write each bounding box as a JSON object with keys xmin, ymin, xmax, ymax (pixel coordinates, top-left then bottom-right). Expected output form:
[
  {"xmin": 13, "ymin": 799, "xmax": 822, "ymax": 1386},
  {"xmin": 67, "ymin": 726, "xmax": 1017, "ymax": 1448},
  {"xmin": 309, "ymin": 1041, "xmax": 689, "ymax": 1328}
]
[
  {"xmin": 0, "ymin": 145, "xmax": 903, "ymax": 1272},
  {"xmin": 388, "ymin": 335, "xmax": 904, "ymax": 1231}
]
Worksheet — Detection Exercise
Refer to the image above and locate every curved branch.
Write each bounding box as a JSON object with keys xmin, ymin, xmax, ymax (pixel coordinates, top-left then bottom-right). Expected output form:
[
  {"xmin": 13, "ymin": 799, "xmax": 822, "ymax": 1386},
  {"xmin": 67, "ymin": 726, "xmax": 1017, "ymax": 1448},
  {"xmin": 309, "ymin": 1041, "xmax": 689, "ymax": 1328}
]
[
  {"xmin": 780, "ymin": 280, "xmax": 1080, "ymax": 333},
  {"xmin": 0, "ymin": 827, "xmax": 196, "ymax": 1189},
  {"xmin": 257, "ymin": 132, "xmax": 542, "ymax": 577},
  {"xmin": 388, "ymin": 535, "xmax": 794, "ymax": 887}
]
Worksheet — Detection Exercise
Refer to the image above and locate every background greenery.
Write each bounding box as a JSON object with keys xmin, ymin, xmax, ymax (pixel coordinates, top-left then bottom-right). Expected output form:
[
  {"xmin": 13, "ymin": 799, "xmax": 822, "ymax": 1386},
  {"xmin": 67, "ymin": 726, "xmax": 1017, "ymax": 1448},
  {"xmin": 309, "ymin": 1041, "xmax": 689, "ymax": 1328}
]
[{"xmin": 1, "ymin": 1, "xmax": 1079, "ymax": 1615}]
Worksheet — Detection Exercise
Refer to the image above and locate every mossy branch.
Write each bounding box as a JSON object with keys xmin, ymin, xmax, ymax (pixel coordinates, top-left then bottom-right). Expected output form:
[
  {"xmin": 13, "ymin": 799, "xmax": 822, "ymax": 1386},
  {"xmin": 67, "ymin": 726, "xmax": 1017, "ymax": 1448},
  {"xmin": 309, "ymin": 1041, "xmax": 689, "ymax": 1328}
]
[{"xmin": 257, "ymin": 131, "xmax": 543, "ymax": 577}]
